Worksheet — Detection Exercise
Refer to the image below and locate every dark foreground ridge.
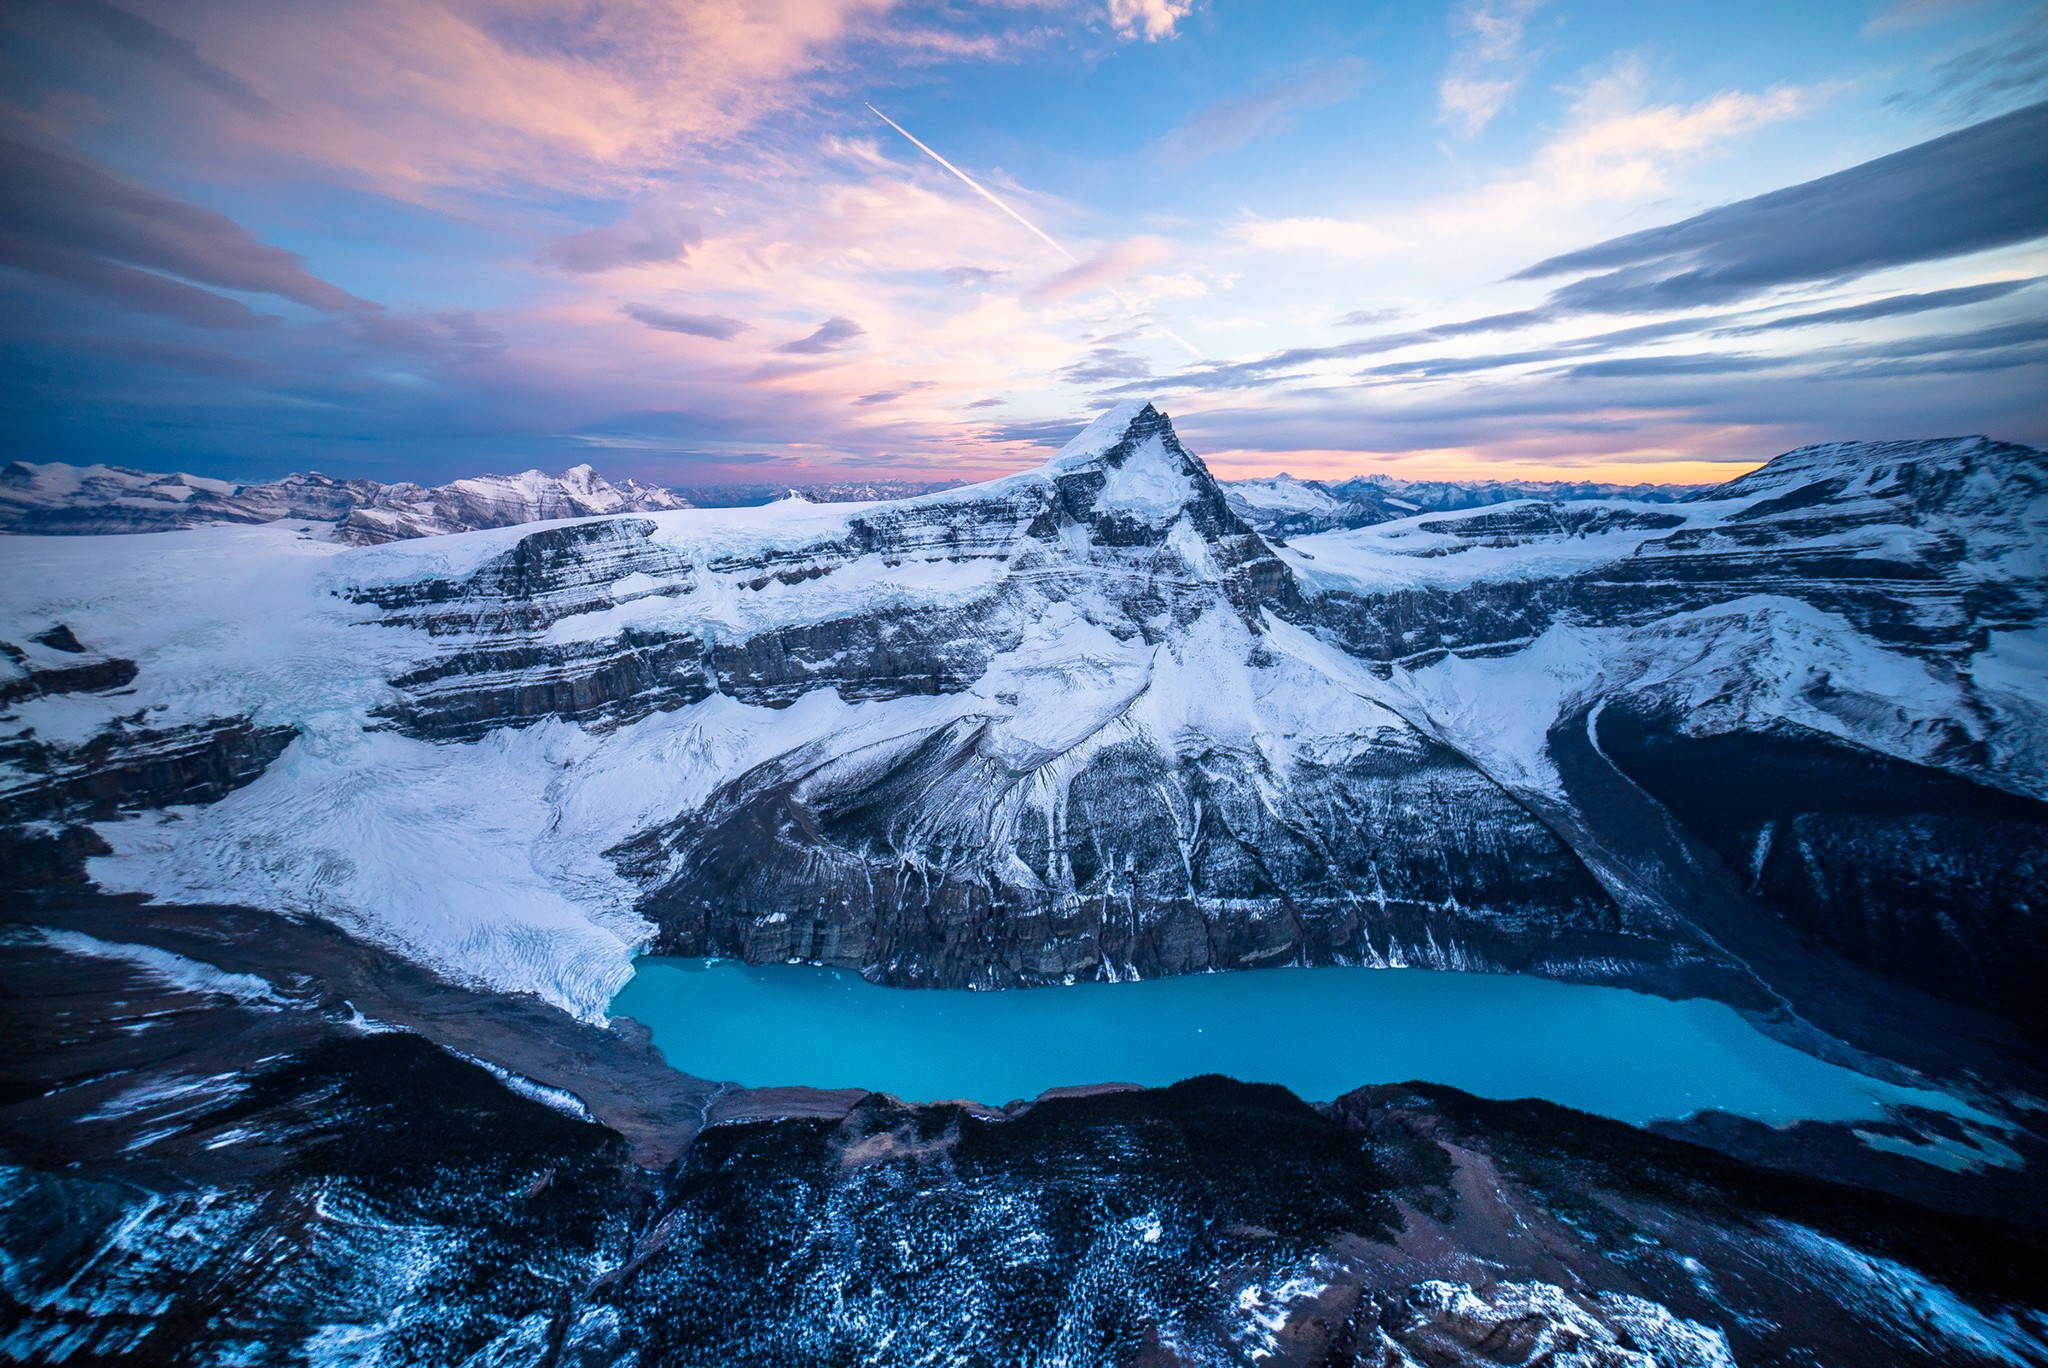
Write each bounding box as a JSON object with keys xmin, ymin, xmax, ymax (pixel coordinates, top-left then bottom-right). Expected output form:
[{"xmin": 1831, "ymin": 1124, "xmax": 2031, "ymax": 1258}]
[{"xmin": 3, "ymin": 915, "xmax": 2046, "ymax": 1367}]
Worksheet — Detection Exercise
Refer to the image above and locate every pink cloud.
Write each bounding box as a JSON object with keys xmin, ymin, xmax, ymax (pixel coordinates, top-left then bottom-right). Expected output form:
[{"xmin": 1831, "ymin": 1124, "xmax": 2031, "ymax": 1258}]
[{"xmin": 1025, "ymin": 236, "xmax": 1175, "ymax": 302}]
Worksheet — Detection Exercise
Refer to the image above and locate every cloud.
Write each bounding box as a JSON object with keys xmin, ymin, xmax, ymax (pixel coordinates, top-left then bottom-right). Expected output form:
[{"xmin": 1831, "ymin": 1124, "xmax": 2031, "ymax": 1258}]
[
  {"xmin": 49, "ymin": 0, "xmax": 274, "ymax": 115},
  {"xmin": 1025, "ymin": 237, "xmax": 1174, "ymax": 303},
  {"xmin": 131, "ymin": 0, "xmax": 904, "ymax": 196},
  {"xmin": 1865, "ymin": 0, "xmax": 1985, "ymax": 34},
  {"xmin": 1895, "ymin": 7, "xmax": 2048, "ymax": 117},
  {"xmin": 1519, "ymin": 99, "xmax": 2048, "ymax": 310},
  {"xmin": 1337, "ymin": 307, "xmax": 1405, "ymax": 327},
  {"xmin": 346, "ymin": 309, "xmax": 507, "ymax": 363},
  {"xmin": 1558, "ymin": 314, "xmax": 2048, "ymax": 379},
  {"xmin": 621, "ymin": 303, "xmax": 750, "ymax": 341},
  {"xmin": 776, "ymin": 316, "xmax": 866, "ymax": 353},
  {"xmin": 989, "ymin": 416, "xmax": 1090, "ymax": 446},
  {"xmin": 1059, "ymin": 347, "xmax": 1152, "ymax": 385},
  {"xmin": 1154, "ymin": 58, "xmax": 1368, "ymax": 164},
  {"xmin": 547, "ymin": 203, "xmax": 702, "ymax": 272},
  {"xmin": 943, "ymin": 266, "xmax": 1003, "ymax": 287},
  {"xmin": 1715, "ymin": 278, "xmax": 2041, "ymax": 333},
  {"xmin": 0, "ymin": 134, "xmax": 363, "ymax": 327},
  {"xmin": 1107, "ymin": 0, "xmax": 1196, "ymax": 42},
  {"xmin": 853, "ymin": 381, "xmax": 934, "ymax": 405},
  {"xmin": 1439, "ymin": 0, "xmax": 1546, "ymax": 136},
  {"xmin": 963, "ymin": 397, "xmax": 1006, "ymax": 409},
  {"xmin": 72, "ymin": 336, "xmax": 278, "ymax": 378},
  {"xmin": 1236, "ymin": 66, "xmax": 1803, "ymax": 266},
  {"xmin": 1233, "ymin": 215, "xmax": 1402, "ymax": 260}
]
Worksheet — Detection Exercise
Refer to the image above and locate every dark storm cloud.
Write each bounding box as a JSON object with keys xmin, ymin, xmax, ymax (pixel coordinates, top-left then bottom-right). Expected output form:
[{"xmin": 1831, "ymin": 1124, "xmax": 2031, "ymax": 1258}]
[
  {"xmin": 1519, "ymin": 100, "xmax": 2048, "ymax": 311},
  {"xmin": 0, "ymin": 135, "xmax": 363, "ymax": 327},
  {"xmin": 776, "ymin": 316, "xmax": 865, "ymax": 354},
  {"xmin": 621, "ymin": 303, "xmax": 749, "ymax": 341}
]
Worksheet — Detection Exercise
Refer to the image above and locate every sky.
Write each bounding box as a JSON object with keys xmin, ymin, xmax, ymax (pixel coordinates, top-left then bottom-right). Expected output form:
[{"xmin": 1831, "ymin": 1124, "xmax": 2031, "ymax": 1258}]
[{"xmin": 1, "ymin": 0, "xmax": 2045, "ymax": 487}]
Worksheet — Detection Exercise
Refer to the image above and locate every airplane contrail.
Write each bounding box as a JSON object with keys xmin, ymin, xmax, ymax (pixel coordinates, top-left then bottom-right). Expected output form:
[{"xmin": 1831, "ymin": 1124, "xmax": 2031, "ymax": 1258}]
[{"xmin": 864, "ymin": 101, "xmax": 1202, "ymax": 359}]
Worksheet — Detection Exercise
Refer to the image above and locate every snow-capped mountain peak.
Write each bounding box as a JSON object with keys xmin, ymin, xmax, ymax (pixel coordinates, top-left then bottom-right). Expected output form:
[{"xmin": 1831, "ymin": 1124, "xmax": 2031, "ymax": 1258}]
[{"xmin": 1042, "ymin": 399, "xmax": 1164, "ymax": 472}]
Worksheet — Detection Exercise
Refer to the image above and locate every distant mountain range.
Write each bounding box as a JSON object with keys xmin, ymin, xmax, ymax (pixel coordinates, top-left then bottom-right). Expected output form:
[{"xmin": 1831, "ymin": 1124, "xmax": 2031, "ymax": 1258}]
[
  {"xmin": 1222, "ymin": 471, "xmax": 1700, "ymax": 540},
  {"xmin": 3, "ymin": 456, "xmax": 1706, "ymax": 544},
  {"xmin": 0, "ymin": 460, "xmax": 692, "ymax": 543}
]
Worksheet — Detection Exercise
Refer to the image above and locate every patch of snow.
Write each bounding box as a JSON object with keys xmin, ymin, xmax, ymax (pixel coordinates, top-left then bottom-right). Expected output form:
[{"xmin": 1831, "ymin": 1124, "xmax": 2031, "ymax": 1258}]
[
  {"xmin": 450, "ymin": 1049, "xmax": 596, "ymax": 1122},
  {"xmin": 31, "ymin": 928, "xmax": 283, "ymax": 1007},
  {"xmin": 1094, "ymin": 435, "xmax": 1195, "ymax": 525},
  {"xmin": 1773, "ymin": 1222, "xmax": 2048, "ymax": 1366}
]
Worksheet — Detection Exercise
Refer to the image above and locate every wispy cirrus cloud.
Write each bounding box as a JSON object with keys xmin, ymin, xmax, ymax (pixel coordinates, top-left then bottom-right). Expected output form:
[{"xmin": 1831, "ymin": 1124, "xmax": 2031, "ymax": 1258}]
[
  {"xmin": 1240, "ymin": 62, "xmax": 1806, "ymax": 274},
  {"xmin": 1025, "ymin": 237, "xmax": 1175, "ymax": 302},
  {"xmin": 121, "ymin": 0, "xmax": 905, "ymax": 196},
  {"xmin": 1438, "ymin": 0, "xmax": 1547, "ymax": 137},
  {"xmin": 1154, "ymin": 57, "xmax": 1367, "ymax": 164},
  {"xmin": 1864, "ymin": 0, "xmax": 1986, "ymax": 35}
]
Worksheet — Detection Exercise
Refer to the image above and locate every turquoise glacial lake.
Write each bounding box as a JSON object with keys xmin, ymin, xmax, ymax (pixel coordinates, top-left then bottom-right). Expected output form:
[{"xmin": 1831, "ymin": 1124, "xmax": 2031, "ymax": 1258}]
[{"xmin": 610, "ymin": 958, "xmax": 1966, "ymax": 1127}]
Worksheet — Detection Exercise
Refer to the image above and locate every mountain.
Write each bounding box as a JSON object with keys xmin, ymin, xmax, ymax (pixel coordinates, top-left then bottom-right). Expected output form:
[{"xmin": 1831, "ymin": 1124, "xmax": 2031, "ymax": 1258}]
[
  {"xmin": 7, "ymin": 401, "xmax": 2048, "ymax": 1365},
  {"xmin": 673, "ymin": 478, "xmax": 968, "ymax": 507},
  {"xmin": 3, "ymin": 402, "xmax": 2042, "ymax": 1058},
  {"xmin": 1222, "ymin": 470, "xmax": 1699, "ymax": 539},
  {"xmin": 0, "ymin": 459, "xmax": 692, "ymax": 541}
]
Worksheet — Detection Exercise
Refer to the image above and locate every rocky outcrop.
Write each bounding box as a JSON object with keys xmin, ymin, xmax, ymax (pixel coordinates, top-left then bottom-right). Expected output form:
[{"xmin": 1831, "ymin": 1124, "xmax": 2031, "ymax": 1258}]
[
  {"xmin": 0, "ymin": 636, "xmax": 137, "ymax": 706},
  {"xmin": 2, "ymin": 619, "xmax": 291, "ymax": 824},
  {"xmin": 0, "ymin": 714, "xmax": 295, "ymax": 823},
  {"xmin": 7, "ymin": 991, "xmax": 2039, "ymax": 1368}
]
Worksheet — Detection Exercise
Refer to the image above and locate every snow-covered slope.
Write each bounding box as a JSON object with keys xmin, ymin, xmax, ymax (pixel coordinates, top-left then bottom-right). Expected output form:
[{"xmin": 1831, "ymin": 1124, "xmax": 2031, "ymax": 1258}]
[
  {"xmin": 0, "ymin": 459, "xmax": 690, "ymax": 541},
  {"xmin": 3, "ymin": 404, "xmax": 2044, "ymax": 1044}
]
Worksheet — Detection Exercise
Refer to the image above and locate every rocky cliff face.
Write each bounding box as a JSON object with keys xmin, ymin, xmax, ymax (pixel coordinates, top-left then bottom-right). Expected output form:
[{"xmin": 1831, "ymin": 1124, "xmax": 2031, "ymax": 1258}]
[{"xmin": 1, "ymin": 403, "xmax": 2042, "ymax": 1046}]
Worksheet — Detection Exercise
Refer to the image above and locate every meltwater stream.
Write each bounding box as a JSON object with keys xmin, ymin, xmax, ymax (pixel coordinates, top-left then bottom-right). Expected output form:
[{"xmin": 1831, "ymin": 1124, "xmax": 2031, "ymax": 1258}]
[{"xmin": 611, "ymin": 959, "xmax": 1974, "ymax": 1127}]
